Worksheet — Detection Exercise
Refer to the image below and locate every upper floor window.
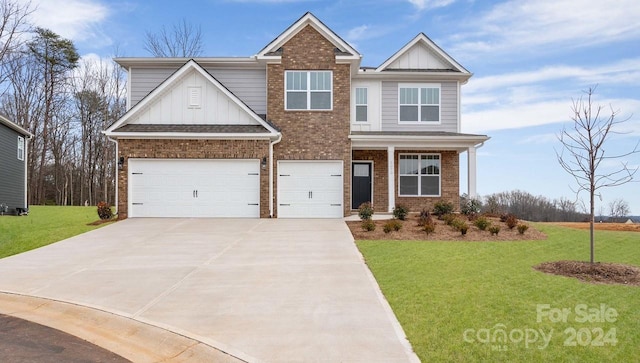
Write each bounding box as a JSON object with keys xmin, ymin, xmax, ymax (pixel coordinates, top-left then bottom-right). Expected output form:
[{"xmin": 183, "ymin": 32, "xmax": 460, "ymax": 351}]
[
  {"xmin": 17, "ymin": 136, "xmax": 24, "ymax": 161},
  {"xmin": 398, "ymin": 84, "xmax": 440, "ymax": 123},
  {"xmin": 285, "ymin": 71, "xmax": 332, "ymax": 110},
  {"xmin": 399, "ymin": 154, "xmax": 440, "ymax": 196},
  {"xmin": 355, "ymin": 87, "xmax": 368, "ymax": 122}
]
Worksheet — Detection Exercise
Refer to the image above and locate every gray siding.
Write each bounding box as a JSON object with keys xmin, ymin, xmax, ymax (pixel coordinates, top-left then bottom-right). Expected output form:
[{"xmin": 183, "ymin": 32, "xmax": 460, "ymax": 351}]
[
  {"xmin": 0, "ymin": 125, "xmax": 26, "ymax": 213},
  {"xmin": 381, "ymin": 81, "xmax": 458, "ymax": 132},
  {"xmin": 130, "ymin": 67, "xmax": 267, "ymax": 115}
]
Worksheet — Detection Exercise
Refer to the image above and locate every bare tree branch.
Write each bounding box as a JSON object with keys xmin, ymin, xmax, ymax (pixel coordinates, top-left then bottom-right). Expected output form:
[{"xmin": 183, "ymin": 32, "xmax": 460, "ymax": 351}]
[{"xmin": 143, "ymin": 18, "xmax": 203, "ymax": 57}]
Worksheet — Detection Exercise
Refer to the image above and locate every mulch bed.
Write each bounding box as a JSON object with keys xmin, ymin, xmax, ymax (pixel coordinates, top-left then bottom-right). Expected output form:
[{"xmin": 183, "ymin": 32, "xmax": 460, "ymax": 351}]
[
  {"xmin": 347, "ymin": 215, "xmax": 547, "ymax": 241},
  {"xmin": 535, "ymin": 260, "xmax": 640, "ymax": 286},
  {"xmin": 86, "ymin": 219, "xmax": 115, "ymax": 226}
]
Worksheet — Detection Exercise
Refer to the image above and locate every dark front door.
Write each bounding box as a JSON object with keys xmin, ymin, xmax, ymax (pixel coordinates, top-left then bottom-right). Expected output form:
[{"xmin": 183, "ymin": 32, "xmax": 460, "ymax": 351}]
[{"xmin": 352, "ymin": 162, "xmax": 372, "ymax": 209}]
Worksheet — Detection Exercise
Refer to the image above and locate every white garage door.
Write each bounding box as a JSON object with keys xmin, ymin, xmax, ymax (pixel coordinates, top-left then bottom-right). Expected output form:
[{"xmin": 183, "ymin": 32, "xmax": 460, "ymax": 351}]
[
  {"xmin": 278, "ymin": 161, "xmax": 343, "ymax": 218},
  {"xmin": 129, "ymin": 159, "xmax": 260, "ymax": 218}
]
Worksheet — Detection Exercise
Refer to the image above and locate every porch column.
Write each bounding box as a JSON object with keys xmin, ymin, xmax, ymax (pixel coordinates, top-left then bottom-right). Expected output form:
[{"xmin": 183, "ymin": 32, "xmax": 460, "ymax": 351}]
[
  {"xmin": 388, "ymin": 146, "xmax": 395, "ymax": 213},
  {"xmin": 467, "ymin": 146, "xmax": 477, "ymax": 198}
]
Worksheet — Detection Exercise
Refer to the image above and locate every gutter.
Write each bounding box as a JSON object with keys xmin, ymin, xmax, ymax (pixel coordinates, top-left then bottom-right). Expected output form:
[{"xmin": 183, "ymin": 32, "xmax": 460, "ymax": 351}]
[{"xmin": 269, "ymin": 134, "xmax": 282, "ymax": 218}]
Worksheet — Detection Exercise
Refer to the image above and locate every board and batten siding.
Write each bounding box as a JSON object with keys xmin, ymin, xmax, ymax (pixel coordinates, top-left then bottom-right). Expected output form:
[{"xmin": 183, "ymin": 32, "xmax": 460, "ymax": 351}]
[
  {"xmin": 381, "ymin": 81, "xmax": 458, "ymax": 132},
  {"xmin": 0, "ymin": 125, "xmax": 26, "ymax": 213},
  {"xmin": 130, "ymin": 67, "xmax": 267, "ymax": 115}
]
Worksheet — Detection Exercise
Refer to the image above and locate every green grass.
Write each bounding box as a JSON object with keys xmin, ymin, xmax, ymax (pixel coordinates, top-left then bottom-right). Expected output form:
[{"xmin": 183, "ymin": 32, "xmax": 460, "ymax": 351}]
[
  {"xmin": 0, "ymin": 206, "xmax": 113, "ymax": 259},
  {"xmin": 357, "ymin": 224, "xmax": 640, "ymax": 362}
]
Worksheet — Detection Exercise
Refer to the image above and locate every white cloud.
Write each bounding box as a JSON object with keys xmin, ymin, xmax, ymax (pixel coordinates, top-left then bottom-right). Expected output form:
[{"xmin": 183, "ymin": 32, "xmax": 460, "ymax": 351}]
[
  {"xmin": 408, "ymin": 0, "xmax": 456, "ymax": 11},
  {"xmin": 21, "ymin": 0, "xmax": 111, "ymax": 45},
  {"xmin": 450, "ymin": 0, "xmax": 640, "ymax": 56}
]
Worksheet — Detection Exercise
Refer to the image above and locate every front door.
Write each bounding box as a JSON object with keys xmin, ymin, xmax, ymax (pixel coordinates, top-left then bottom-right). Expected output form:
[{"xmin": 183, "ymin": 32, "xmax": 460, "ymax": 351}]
[{"xmin": 352, "ymin": 162, "xmax": 372, "ymax": 209}]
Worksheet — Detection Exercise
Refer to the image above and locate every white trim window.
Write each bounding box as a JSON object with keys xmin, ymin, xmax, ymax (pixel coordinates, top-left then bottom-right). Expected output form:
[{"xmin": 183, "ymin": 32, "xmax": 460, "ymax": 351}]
[
  {"xmin": 17, "ymin": 136, "xmax": 24, "ymax": 161},
  {"xmin": 399, "ymin": 154, "xmax": 440, "ymax": 196},
  {"xmin": 285, "ymin": 71, "xmax": 332, "ymax": 110},
  {"xmin": 398, "ymin": 83, "xmax": 440, "ymax": 123},
  {"xmin": 355, "ymin": 87, "xmax": 367, "ymax": 122}
]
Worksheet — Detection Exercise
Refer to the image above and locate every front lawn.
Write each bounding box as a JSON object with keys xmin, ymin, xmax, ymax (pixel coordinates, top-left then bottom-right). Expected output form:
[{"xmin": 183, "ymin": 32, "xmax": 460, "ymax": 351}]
[
  {"xmin": 357, "ymin": 224, "xmax": 640, "ymax": 362},
  {"xmin": 0, "ymin": 206, "xmax": 113, "ymax": 259}
]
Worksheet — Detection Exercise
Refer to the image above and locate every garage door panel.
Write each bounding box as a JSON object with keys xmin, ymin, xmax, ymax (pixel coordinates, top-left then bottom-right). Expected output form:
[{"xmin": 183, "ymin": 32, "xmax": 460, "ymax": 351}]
[
  {"xmin": 129, "ymin": 159, "xmax": 259, "ymax": 218},
  {"xmin": 278, "ymin": 161, "xmax": 343, "ymax": 219}
]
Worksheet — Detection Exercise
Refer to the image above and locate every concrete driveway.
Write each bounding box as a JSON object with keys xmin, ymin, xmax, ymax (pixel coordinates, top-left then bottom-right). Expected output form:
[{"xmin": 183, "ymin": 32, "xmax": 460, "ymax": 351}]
[{"xmin": 0, "ymin": 219, "xmax": 418, "ymax": 363}]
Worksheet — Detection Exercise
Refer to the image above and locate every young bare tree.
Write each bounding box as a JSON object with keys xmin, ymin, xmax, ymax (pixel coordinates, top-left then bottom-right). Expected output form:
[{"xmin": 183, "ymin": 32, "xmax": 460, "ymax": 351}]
[
  {"xmin": 144, "ymin": 18, "xmax": 203, "ymax": 57},
  {"xmin": 556, "ymin": 86, "xmax": 639, "ymax": 263}
]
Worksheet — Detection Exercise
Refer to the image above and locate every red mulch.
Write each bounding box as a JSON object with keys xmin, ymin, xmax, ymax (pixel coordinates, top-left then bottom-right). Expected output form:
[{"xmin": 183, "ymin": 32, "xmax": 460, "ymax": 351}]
[{"xmin": 535, "ymin": 260, "xmax": 640, "ymax": 286}]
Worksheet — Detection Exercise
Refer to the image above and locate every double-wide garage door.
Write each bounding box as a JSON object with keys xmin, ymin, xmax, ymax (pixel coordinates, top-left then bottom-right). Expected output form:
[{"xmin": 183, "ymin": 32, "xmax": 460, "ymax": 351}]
[
  {"xmin": 129, "ymin": 159, "xmax": 260, "ymax": 218},
  {"xmin": 278, "ymin": 161, "xmax": 343, "ymax": 218}
]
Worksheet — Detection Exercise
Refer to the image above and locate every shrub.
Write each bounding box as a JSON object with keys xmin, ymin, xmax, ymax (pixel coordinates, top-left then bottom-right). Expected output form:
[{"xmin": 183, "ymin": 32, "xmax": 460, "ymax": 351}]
[
  {"xmin": 361, "ymin": 219, "xmax": 376, "ymax": 231},
  {"xmin": 473, "ymin": 216, "xmax": 491, "ymax": 231},
  {"xmin": 505, "ymin": 214, "xmax": 519, "ymax": 229},
  {"xmin": 461, "ymin": 198, "xmax": 482, "ymax": 215},
  {"xmin": 392, "ymin": 204, "xmax": 409, "ymax": 220},
  {"xmin": 433, "ymin": 201, "xmax": 454, "ymax": 218},
  {"xmin": 383, "ymin": 219, "xmax": 402, "ymax": 233},
  {"xmin": 423, "ymin": 219, "xmax": 436, "ymax": 235},
  {"xmin": 417, "ymin": 209, "xmax": 431, "ymax": 226},
  {"xmin": 458, "ymin": 223, "xmax": 469, "ymax": 235},
  {"xmin": 358, "ymin": 202, "xmax": 374, "ymax": 220},
  {"xmin": 488, "ymin": 225, "xmax": 501, "ymax": 235},
  {"xmin": 517, "ymin": 224, "xmax": 529, "ymax": 235},
  {"xmin": 443, "ymin": 213, "xmax": 457, "ymax": 226},
  {"xmin": 97, "ymin": 201, "xmax": 113, "ymax": 220}
]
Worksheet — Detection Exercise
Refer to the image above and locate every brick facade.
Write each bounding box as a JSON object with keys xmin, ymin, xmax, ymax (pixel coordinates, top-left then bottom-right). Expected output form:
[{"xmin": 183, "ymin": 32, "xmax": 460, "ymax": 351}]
[
  {"xmin": 267, "ymin": 25, "xmax": 352, "ymax": 217},
  {"xmin": 117, "ymin": 139, "xmax": 270, "ymax": 219}
]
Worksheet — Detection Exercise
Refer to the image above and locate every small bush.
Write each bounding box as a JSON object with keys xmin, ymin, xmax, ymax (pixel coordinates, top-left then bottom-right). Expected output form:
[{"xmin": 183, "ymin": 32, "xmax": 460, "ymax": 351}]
[
  {"xmin": 383, "ymin": 219, "xmax": 402, "ymax": 233},
  {"xmin": 474, "ymin": 216, "xmax": 491, "ymax": 231},
  {"xmin": 488, "ymin": 225, "xmax": 501, "ymax": 235},
  {"xmin": 505, "ymin": 214, "xmax": 519, "ymax": 229},
  {"xmin": 417, "ymin": 209, "xmax": 431, "ymax": 226},
  {"xmin": 500, "ymin": 214, "xmax": 508, "ymax": 222},
  {"xmin": 358, "ymin": 202, "xmax": 374, "ymax": 221},
  {"xmin": 361, "ymin": 219, "xmax": 376, "ymax": 231},
  {"xmin": 459, "ymin": 223, "xmax": 469, "ymax": 235},
  {"xmin": 392, "ymin": 204, "xmax": 409, "ymax": 220},
  {"xmin": 443, "ymin": 213, "xmax": 457, "ymax": 226},
  {"xmin": 97, "ymin": 201, "xmax": 113, "ymax": 220},
  {"xmin": 461, "ymin": 198, "xmax": 482, "ymax": 215},
  {"xmin": 423, "ymin": 219, "xmax": 436, "ymax": 235},
  {"xmin": 517, "ymin": 224, "xmax": 529, "ymax": 235},
  {"xmin": 433, "ymin": 201, "xmax": 454, "ymax": 218}
]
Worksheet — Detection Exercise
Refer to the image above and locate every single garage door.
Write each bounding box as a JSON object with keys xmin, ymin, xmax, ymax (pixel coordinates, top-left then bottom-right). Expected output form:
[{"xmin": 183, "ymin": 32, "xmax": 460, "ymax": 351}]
[
  {"xmin": 278, "ymin": 161, "xmax": 343, "ymax": 218},
  {"xmin": 129, "ymin": 159, "xmax": 260, "ymax": 218}
]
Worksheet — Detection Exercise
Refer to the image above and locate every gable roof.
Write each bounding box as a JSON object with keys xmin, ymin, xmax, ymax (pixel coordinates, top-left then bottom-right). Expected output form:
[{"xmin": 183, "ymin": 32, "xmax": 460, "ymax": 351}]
[
  {"xmin": 376, "ymin": 33, "xmax": 469, "ymax": 74},
  {"xmin": 0, "ymin": 114, "xmax": 32, "ymax": 138},
  {"xmin": 105, "ymin": 59, "xmax": 279, "ymax": 138},
  {"xmin": 256, "ymin": 12, "xmax": 361, "ymax": 62}
]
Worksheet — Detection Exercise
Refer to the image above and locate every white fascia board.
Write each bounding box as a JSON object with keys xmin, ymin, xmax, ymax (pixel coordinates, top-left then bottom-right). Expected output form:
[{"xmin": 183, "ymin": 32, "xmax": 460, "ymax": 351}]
[
  {"xmin": 355, "ymin": 69, "xmax": 472, "ymax": 82},
  {"xmin": 104, "ymin": 132, "xmax": 279, "ymax": 140},
  {"xmin": 0, "ymin": 115, "xmax": 33, "ymax": 138},
  {"xmin": 350, "ymin": 134, "xmax": 490, "ymax": 150}
]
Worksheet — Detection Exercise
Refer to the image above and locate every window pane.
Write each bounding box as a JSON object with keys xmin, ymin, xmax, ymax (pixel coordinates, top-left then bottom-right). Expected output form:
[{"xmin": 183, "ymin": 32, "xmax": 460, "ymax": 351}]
[
  {"xmin": 399, "ymin": 155, "xmax": 419, "ymax": 174},
  {"xmin": 400, "ymin": 88, "xmax": 419, "ymax": 104},
  {"xmin": 400, "ymin": 105, "xmax": 418, "ymax": 121},
  {"xmin": 400, "ymin": 176, "xmax": 419, "ymax": 195},
  {"xmin": 421, "ymin": 175, "xmax": 439, "ymax": 195},
  {"xmin": 287, "ymin": 92, "xmax": 307, "ymax": 109},
  {"xmin": 354, "ymin": 164, "xmax": 370, "ymax": 177},
  {"xmin": 356, "ymin": 105, "xmax": 367, "ymax": 122},
  {"xmin": 310, "ymin": 92, "xmax": 331, "ymax": 109},
  {"xmin": 356, "ymin": 88, "xmax": 367, "ymax": 105},
  {"xmin": 311, "ymin": 71, "xmax": 330, "ymax": 90},
  {"xmin": 422, "ymin": 88, "xmax": 439, "ymax": 104},
  {"xmin": 421, "ymin": 105, "xmax": 439, "ymax": 121}
]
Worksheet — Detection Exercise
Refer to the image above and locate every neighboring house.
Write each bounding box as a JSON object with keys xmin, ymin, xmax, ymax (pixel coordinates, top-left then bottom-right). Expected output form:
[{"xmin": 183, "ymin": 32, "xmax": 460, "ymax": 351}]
[
  {"xmin": 0, "ymin": 114, "xmax": 32, "ymax": 215},
  {"xmin": 104, "ymin": 12, "xmax": 489, "ymax": 219}
]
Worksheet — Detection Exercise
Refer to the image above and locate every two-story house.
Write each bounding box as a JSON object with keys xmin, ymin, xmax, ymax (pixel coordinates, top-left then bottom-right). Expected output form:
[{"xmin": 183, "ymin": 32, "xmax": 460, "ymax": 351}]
[
  {"xmin": 104, "ymin": 12, "xmax": 489, "ymax": 219},
  {"xmin": 0, "ymin": 114, "xmax": 32, "ymax": 215}
]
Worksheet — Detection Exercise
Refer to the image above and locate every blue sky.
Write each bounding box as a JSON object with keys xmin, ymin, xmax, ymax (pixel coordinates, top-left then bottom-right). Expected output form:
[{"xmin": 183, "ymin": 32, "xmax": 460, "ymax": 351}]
[{"xmin": 21, "ymin": 0, "xmax": 640, "ymax": 215}]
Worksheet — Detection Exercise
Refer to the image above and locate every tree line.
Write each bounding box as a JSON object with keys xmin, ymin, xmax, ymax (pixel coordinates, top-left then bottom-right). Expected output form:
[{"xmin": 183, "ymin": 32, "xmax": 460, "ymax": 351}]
[{"xmin": 0, "ymin": 0, "xmax": 125, "ymax": 206}]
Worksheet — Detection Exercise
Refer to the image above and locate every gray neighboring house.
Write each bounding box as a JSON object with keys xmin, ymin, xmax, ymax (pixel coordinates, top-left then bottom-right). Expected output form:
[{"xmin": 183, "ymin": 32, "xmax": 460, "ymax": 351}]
[{"xmin": 0, "ymin": 114, "xmax": 32, "ymax": 215}]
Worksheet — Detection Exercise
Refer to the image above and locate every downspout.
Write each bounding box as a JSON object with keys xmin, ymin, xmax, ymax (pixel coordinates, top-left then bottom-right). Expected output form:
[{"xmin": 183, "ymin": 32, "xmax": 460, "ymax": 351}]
[
  {"xmin": 107, "ymin": 136, "xmax": 118, "ymax": 215},
  {"xmin": 269, "ymin": 134, "xmax": 282, "ymax": 218},
  {"xmin": 24, "ymin": 134, "xmax": 31, "ymax": 209}
]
